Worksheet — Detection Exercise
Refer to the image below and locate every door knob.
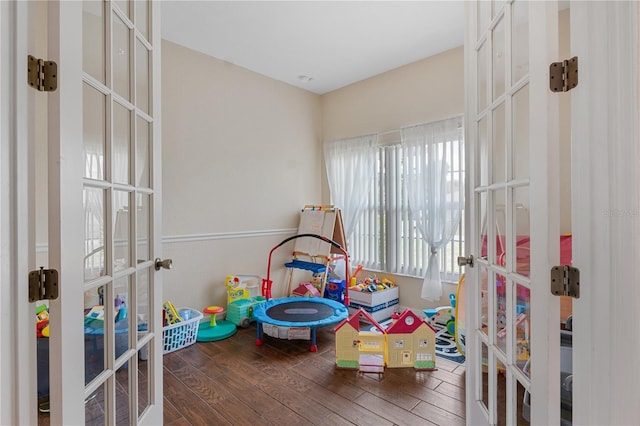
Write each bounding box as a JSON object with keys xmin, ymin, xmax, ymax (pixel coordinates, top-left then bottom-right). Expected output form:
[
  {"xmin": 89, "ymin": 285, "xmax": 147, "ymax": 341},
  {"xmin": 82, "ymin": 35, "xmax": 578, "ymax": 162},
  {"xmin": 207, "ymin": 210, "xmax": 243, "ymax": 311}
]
[
  {"xmin": 155, "ymin": 258, "xmax": 173, "ymax": 271},
  {"xmin": 457, "ymin": 254, "xmax": 474, "ymax": 268}
]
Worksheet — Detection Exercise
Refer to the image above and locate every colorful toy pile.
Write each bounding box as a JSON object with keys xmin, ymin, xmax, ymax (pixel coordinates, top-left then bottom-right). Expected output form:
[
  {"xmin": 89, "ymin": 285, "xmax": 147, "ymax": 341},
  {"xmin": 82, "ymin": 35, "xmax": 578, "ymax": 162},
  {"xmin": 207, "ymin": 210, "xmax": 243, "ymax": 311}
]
[
  {"xmin": 36, "ymin": 304, "xmax": 50, "ymax": 337},
  {"xmin": 350, "ymin": 275, "xmax": 396, "ymax": 293},
  {"xmin": 346, "ymin": 274, "xmax": 399, "ymax": 323}
]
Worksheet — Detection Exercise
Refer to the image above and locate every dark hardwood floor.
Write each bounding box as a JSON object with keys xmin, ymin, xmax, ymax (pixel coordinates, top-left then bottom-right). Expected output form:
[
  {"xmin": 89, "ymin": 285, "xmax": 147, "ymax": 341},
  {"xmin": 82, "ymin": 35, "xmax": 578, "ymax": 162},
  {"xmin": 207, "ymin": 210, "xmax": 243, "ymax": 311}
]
[
  {"xmin": 38, "ymin": 323, "xmax": 466, "ymax": 425},
  {"xmin": 163, "ymin": 324, "xmax": 465, "ymax": 426}
]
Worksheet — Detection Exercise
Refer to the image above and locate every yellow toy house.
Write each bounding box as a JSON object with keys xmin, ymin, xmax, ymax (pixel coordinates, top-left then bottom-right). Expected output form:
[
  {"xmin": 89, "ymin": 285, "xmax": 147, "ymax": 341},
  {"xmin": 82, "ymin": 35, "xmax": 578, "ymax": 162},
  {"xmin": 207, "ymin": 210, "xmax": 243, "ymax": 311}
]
[
  {"xmin": 385, "ymin": 309, "xmax": 436, "ymax": 370},
  {"xmin": 334, "ymin": 308, "xmax": 386, "ymax": 371},
  {"xmin": 334, "ymin": 308, "xmax": 437, "ymax": 373}
]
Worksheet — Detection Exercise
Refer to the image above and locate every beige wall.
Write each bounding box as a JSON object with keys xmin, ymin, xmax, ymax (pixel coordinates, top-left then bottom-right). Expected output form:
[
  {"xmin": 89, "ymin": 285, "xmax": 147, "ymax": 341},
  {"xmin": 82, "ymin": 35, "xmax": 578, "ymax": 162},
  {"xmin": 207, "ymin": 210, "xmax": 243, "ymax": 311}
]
[
  {"xmin": 161, "ymin": 40, "xmax": 323, "ymax": 309},
  {"xmin": 320, "ymin": 46, "xmax": 465, "ymax": 310},
  {"xmin": 321, "ymin": 46, "xmax": 464, "ymax": 142},
  {"xmin": 161, "ymin": 43, "xmax": 465, "ymax": 311}
]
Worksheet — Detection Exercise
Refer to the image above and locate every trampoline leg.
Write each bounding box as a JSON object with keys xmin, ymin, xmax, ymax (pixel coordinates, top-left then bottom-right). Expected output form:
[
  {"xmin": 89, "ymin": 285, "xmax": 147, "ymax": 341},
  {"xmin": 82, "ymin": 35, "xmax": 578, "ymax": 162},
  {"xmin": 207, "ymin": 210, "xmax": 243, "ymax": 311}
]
[
  {"xmin": 309, "ymin": 328, "xmax": 317, "ymax": 352},
  {"xmin": 256, "ymin": 321, "xmax": 263, "ymax": 346}
]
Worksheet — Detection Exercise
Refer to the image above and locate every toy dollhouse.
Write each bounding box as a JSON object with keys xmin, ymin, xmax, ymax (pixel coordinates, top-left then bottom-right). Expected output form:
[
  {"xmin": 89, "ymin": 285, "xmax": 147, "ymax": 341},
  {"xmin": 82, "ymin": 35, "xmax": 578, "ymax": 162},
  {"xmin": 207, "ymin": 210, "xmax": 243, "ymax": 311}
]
[
  {"xmin": 385, "ymin": 309, "xmax": 437, "ymax": 370},
  {"xmin": 334, "ymin": 309, "xmax": 386, "ymax": 371},
  {"xmin": 334, "ymin": 307, "xmax": 437, "ymax": 373}
]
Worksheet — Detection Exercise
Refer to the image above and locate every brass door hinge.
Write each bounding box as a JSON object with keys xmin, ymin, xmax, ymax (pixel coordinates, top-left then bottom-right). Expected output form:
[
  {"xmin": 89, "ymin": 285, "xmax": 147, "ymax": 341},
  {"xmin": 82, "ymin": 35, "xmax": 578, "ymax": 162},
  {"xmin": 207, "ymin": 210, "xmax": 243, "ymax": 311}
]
[
  {"xmin": 550, "ymin": 265, "xmax": 580, "ymax": 299},
  {"xmin": 27, "ymin": 55, "xmax": 57, "ymax": 92},
  {"xmin": 29, "ymin": 267, "xmax": 59, "ymax": 302},
  {"xmin": 550, "ymin": 56, "xmax": 578, "ymax": 93}
]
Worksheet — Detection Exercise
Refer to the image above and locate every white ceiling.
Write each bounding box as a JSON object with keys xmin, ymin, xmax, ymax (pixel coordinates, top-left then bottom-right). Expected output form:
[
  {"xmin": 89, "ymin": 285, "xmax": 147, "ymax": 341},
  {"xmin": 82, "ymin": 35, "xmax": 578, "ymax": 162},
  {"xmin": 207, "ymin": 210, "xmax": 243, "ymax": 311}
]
[{"xmin": 161, "ymin": 1, "xmax": 465, "ymax": 94}]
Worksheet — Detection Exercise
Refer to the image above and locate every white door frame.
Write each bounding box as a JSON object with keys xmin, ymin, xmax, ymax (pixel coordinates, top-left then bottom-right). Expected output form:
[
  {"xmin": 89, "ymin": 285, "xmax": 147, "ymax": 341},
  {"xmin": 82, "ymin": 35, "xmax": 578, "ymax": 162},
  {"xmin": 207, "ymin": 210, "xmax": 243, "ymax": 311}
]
[
  {"xmin": 47, "ymin": 1, "xmax": 86, "ymax": 423},
  {"xmin": 0, "ymin": 1, "xmax": 37, "ymax": 425},
  {"xmin": 570, "ymin": 2, "xmax": 640, "ymax": 424}
]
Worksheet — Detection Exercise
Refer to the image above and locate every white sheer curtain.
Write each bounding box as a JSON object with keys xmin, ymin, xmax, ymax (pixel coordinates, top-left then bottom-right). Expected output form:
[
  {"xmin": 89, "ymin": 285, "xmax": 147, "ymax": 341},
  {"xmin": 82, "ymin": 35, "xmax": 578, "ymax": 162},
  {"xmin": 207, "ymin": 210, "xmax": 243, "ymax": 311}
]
[
  {"xmin": 401, "ymin": 116, "xmax": 464, "ymax": 301},
  {"xmin": 324, "ymin": 133, "xmax": 379, "ymax": 247}
]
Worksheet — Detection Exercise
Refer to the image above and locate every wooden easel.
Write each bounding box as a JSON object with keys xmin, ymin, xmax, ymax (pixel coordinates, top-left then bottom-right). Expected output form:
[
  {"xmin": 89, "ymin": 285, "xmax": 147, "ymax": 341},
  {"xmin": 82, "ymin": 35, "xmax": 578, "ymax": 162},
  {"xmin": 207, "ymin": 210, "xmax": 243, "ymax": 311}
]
[
  {"xmin": 286, "ymin": 205, "xmax": 347, "ymax": 296},
  {"xmin": 296, "ymin": 204, "xmax": 346, "ymax": 251}
]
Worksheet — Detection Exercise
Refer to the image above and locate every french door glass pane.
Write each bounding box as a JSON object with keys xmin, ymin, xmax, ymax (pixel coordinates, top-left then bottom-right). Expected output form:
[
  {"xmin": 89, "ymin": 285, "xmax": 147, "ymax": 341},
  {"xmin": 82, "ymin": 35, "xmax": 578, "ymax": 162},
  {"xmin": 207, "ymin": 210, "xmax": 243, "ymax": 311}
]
[
  {"xmin": 492, "ymin": 16, "xmax": 506, "ymax": 101},
  {"xmin": 497, "ymin": 361, "xmax": 507, "ymax": 424},
  {"xmin": 481, "ymin": 342, "xmax": 490, "ymax": 411},
  {"xmin": 493, "ymin": 189, "xmax": 506, "ymax": 263},
  {"xmin": 114, "ymin": 275, "xmax": 131, "ymax": 362},
  {"xmin": 83, "ymin": 84, "xmax": 105, "ymax": 180},
  {"xmin": 114, "ymin": 190, "xmax": 131, "ymax": 272},
  {"xmin": 136, "ymin": 116, "xmax": 150, "ymax": 187},
  {"xmin": 83, "ymin": 187, "xmax": 105, "ymax": 280},
  {"xmin": 479, "ymin": 262, "xmax": 489, "ymax": 337},
  {"xmin": 517, "ymin": 379, "xmax": 531, "ymax": 425},
  {"xmin": 136, "ymin": 269, "xmax": 150, "ymax": 342},
  {"xmin": 115, "ymin": 362, "xmax": 131, "ymax": 425},
  {"xmin": 492, "ymin": 103, "xmax": 506, "ymax": 184},
  {"xmin": 85, "ymin": 382, "xmax": 106, "ymax": 425},
  {"xmin": 138, "ymin": 344, "xmax": 150, "ymax": 415},
  {"xmin": 113, "ymin": 11, "xmax": 131, "ymax": 101},
  {"xmin": 478, "ymin": 116, "xmax": 489, "ymax": 186},
  {"xmin": 513, "ymin": 85, "xmax": 530, "ymax": 180},
  {"xmin": 495, "ymin": 273, "xmax": 507, "ymax": 354},
  {"xmin": 515, "ymin": 282, "xmax": 531, "ymax": 375},
  {"xmin": 84, "ymin": 284, "xmax": 106, "ymax": 386},
  {"xmin": 477, "ymin": 41, "xmax": 488, "ymax": 112},
  {"xmin": 514, "ymin": 186, "xmax": 531, "ymax": 277},
  {"xmin": 113, "ymin": 102, "xmax": 131, "ymax": 185},
  {"xmin": 115, "ymin": 0, "xmax": 129, "ymax": 19},
  {"xmin": 83, "ymin": 0, "xmax": 105, "ymax": 83},
  {"xmin": 478, "ymin": 1, "xmax": 491, "ymax": 40},
  {"xmin": 135, "ymin": 0, "xmax": 149, "ymax": 41},
  {"xmin": 512, "ymin": 0, "xmax": 529, "ymax": 83},
  {"xmin": 478, "ymin": 191, "xmax": 488, "ymax": 261},
  {"xmin": 136, "ymin": 193, "xmax": 150, "ymax": 262},
  {"xmin": 136, "ymin": 38, "xmax": 150, "ymax": 114},
  {"xmin": 493, "ymin": 0, "xmax": 506, "ymax": 18}
]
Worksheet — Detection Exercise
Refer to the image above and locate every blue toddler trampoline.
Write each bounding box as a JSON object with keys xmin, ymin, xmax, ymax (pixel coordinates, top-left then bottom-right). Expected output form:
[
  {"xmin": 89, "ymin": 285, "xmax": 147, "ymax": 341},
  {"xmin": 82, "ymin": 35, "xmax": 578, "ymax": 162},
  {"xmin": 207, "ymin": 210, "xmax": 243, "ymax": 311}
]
[
  {"xmin": 256, "ymin": 233, "xmax": 351, "ymax": 352},
  {"xmin": 253, "ymin": 296, "xmax": 348, "ymax": 352}
]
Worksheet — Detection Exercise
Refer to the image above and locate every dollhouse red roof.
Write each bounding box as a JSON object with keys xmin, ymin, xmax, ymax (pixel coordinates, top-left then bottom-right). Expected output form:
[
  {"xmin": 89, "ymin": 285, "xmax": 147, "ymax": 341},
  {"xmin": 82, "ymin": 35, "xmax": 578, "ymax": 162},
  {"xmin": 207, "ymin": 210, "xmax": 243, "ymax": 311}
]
[
  {"xmin": 334, "ymin": 307, "xmax": 385, "ymax": 333},
  {"xmin": 385, "ymin": 309, "xmax": 435, "ymax": 334}
]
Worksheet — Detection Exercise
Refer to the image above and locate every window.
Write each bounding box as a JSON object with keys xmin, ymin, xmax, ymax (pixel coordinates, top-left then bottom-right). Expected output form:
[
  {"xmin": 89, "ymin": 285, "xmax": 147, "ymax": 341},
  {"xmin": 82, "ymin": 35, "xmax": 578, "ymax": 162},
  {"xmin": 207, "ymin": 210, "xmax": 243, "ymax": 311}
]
[{"xmin": 348, "ymin": 127, "xmax": 464, "ymax": 283}]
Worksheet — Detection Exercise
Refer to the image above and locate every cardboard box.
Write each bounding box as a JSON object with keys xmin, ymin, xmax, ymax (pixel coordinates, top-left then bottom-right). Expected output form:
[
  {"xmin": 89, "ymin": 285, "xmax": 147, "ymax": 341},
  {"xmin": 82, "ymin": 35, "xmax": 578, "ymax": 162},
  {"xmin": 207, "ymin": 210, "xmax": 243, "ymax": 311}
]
[
  {"xmin": 262, "ymin": 323, "xmax": 311, "ymax": 340},
  {"xmin": 348, "ymin": 286, "xmax": 399, "ymax": 323}
]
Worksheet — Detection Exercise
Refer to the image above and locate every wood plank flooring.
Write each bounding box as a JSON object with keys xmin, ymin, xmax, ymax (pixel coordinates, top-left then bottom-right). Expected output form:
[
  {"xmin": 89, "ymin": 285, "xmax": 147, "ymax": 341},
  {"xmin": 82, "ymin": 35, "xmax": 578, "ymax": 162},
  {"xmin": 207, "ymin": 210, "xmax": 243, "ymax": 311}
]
[
  {"xmin": 164, "ymin": 324, "xmax": 465, "ymax": 425},
  {"xmin": 38, "ymin": 323, "xmax": 466, "ymax": 425}
]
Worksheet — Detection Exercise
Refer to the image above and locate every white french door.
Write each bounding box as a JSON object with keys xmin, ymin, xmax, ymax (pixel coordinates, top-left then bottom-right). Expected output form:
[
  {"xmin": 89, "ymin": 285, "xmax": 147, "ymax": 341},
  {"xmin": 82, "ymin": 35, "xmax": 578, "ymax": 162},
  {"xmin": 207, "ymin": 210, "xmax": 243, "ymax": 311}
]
[
  {"xmin": 43, "ymin": 1, "xmax": 163, "ymax": 424},
  {"xmin": 464, "ymin": 1, "xmax": 562, "ymax": 424},
  {"xmin": 466, "ymin": 1, "xmax": 640, "ymax": 425}
]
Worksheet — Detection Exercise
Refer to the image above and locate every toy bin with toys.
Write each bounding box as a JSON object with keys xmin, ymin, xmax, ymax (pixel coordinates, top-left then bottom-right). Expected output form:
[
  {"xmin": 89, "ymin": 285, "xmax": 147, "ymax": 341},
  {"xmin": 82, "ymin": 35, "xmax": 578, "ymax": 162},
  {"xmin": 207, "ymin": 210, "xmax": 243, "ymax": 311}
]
[{"xmin": 348, "ymin": 276, "xmax": 399, "ymax": 323}]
